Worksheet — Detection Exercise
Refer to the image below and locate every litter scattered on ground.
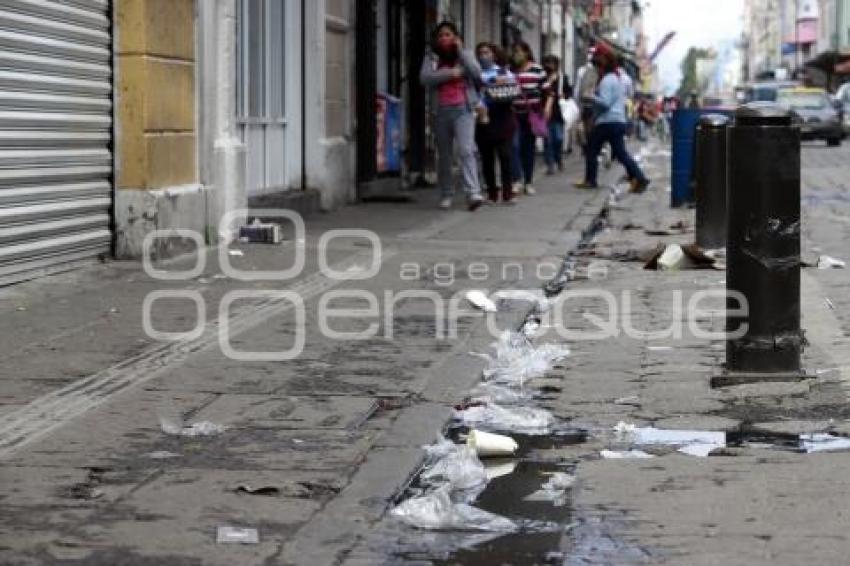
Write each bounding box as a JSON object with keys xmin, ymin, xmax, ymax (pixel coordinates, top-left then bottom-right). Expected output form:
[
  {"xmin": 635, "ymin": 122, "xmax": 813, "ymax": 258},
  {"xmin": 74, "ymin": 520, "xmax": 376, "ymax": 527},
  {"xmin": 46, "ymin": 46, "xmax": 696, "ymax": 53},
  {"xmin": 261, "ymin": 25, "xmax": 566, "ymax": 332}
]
[
  {"xmin": 644, "ymin": 243, "xmax": 720, "ymax": 271},
  {"xmin": 613, "ymin": 396, "xmax": 640, "ymax": 406},
  {"xmin": 479, "ymin": 331, "xmax": 570, "ymax": 387},
  {"xmin": 631, "ymin": 427, "xmax": 725, "ymax": 447},
  {"xmin": 16, "ymin": 306, "xmax": 26, "ymax": 312},
  {"xmin": 613, "ymin": 421, "xmax": 637, "ymax": 436},
  {"xmin": 146, "ymin": 450, "xmax": 180, "ymax": 459},
  {"xmin": 522, "ymin": 472, "xmax": 575, "ymax": 506},
  {"xmin": 800, "ymin": 433, "xmax": 850, "ymax": 453},
  {"xmin": 455, "ymin": 403, "xmax": 554, "ymax": 435},
  {"xmin": 677, "ymin": 443, "xmax": 723, "ymax": 457},
  {"xmin": 420, "ymin": 444, "xmax": 487, "ymax": 491},
  {"xmin": 467, "ymin": 429, "xmax": 518, "ymax": 458},
  {"xmin": 390, "ymin": 486, "xmax": 517, "ymax": 532},
  {"xmin": 216, "ymin": 526, "xmax": 259, "ymax": 544},
  {"xmin": 611, "ymin": 423, "xmax": 726, "ymax": 457},
  {"xmin": 600, "ymin": 449, "xmax": 654, "ymax": 459},
  {"xmin": 228, "ymin": 249, "xmax": 244, "ymax": 257},
  {"xmin": 647, "ymin": 345, "xmax": 674, "ymax": 352},
  {"xmin": 465, "ymin": 290, "xmax": 497, "ymax": 313},
  {"xmin": 817, "ymin": 255, "xmax": 846, "ymax": 269},
  {"xmin": 239, "ymin": 219, "xmax": 283, "ymax": 244},
  {"xmin": 234, "ymin": 484, "xmax": 281, "ymax": 496},
  {"xmin": 825, "ymin": 298, "xmax": 836, "ymax": 310},
  {"xmin": 212, "ymin": 274, "xmax": 228, "ymax": 279},
  {"xmin": 469, "ymin": 382, "xmax": 531, "ymax": 405},
  {"xmin": 159, "ymin": 417, "xmax": 227, "ymax": 437}
]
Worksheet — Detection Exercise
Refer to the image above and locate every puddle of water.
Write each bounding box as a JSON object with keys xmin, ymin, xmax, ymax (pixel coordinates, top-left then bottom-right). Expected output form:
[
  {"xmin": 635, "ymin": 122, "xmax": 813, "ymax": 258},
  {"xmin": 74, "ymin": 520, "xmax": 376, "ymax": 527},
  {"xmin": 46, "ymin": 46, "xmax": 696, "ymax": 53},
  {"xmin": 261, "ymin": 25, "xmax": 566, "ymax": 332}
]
[{"xmin": 398, "ymin": 459, "xmax": 574, "ymax": 566}]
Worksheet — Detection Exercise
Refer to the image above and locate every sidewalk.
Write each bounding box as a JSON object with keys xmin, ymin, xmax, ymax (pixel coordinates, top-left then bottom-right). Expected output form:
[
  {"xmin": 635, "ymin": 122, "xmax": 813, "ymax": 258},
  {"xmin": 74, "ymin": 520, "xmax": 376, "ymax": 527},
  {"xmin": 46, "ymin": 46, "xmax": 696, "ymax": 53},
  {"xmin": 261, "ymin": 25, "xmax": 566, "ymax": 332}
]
[
  {"xmin": 345, "ymin": 141, "xmax": 850, "ymax": 565},
  {"xmin": 0, "ymin": 152, "xmax": 614, "ymax": 565}
]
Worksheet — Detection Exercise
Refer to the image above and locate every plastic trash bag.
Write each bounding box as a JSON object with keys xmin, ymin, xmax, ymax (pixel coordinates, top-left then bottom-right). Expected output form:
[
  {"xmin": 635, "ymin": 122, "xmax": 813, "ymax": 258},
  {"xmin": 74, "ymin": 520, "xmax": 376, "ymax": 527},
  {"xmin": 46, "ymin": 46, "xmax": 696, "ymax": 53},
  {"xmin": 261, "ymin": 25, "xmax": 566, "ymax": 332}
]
[
  {"xmin": 420, "ymin": 445, "xmax": 488, "ymax": 491},
  {"xmin": 523, "ymin": 472, "xmax": 575, "ymax": 506},
  {"xmin": 470, "ymin": 382, "xmax": 531, "ymax": 405},
  {"xmin": 482, "ymin": 331, "xmax": 569, "ymax": 386},
  {"xmin": 390, "ymin": 486, "xmax": 517, "ymax": 532},
  {"xmin": 455, "ymin": 403, "xmax": 554, "ymax": 434},
  {"xmin": 657, "ymin": 244, "xmax": 685, "ymax": 271}
]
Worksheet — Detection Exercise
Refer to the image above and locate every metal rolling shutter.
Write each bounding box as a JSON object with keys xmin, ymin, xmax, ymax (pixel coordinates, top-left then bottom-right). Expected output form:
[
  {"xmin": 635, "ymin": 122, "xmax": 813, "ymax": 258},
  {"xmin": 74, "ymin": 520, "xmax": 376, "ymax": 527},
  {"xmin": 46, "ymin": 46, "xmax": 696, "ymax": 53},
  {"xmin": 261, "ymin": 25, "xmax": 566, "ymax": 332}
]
[{"xmin": 0, "ymin": 0, "xmax": 112, "ymax": 284}]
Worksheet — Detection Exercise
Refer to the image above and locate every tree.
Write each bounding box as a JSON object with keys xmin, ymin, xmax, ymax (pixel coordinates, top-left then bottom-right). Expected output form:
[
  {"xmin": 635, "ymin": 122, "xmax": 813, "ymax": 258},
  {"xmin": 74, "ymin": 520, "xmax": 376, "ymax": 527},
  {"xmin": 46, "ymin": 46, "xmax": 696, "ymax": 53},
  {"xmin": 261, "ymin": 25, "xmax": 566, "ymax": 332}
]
[{"xmin": 677, "ymin": 47, "xmax": 711, "ymax": 99}]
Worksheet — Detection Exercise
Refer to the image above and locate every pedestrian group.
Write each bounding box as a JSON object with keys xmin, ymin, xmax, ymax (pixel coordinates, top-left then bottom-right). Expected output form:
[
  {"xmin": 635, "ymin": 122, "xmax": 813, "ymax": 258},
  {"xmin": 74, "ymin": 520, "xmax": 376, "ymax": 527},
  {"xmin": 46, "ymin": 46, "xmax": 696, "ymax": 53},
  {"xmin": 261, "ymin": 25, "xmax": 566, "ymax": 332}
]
[{"xmin": 420, "ymin": 21, "xmax": 653, "ymax": 212}]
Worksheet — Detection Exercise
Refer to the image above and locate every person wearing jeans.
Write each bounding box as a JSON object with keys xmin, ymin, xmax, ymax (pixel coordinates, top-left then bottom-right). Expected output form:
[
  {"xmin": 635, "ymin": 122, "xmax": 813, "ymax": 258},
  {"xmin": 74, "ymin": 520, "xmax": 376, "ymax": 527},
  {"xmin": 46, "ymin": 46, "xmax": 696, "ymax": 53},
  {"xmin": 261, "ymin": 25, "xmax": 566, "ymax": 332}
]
[
  {"xmin": 475, "ymin": 43, "xmax": 516, "ymax": 204},
  {"xmin": 541, "ymin": 54, "xmax": 566, "ymax": 174},
  {"xmin": 574, "ymin": 44, "xmax": 649, "ymax": 192},
  {"xmin": 419, "ymin": 21, "xmax": 484, "ymax": 211},
  {"xmin": 510, "ymin": 41, "xmax": 548, "ymax": 195}
]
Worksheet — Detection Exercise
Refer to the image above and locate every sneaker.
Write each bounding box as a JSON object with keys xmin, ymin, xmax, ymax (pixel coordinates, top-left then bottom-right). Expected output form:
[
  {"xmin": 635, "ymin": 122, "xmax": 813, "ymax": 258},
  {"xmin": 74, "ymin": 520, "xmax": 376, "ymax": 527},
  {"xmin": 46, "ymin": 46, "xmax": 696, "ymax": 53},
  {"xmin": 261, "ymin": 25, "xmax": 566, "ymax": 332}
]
[
  {"xmin": 574, "ymin": 180, "xmax": 598, "ymax": 189},
  {"xmin": 468, "ymin": 195, "xmax": 484, "ymax": 211},
  {"xmin": 512, "ymin": 182, "xmax": 522, "ymax": 195},
  {"xmin": 439, "ymin": 197, "xmax": 452, "ymax": 209},
  {"xmin": 524, "ymin": 184, "xmax": 536, "ymax": 195}
]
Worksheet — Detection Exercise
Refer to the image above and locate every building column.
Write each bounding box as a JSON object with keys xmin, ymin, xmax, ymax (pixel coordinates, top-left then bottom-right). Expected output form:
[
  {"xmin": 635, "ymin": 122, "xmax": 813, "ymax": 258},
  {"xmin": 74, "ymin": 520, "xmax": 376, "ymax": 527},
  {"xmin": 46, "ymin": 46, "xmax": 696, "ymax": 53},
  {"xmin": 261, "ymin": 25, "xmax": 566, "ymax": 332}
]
[{"xmin": 114, "ymin": 0, "xmax": 206, "ymax": 258}]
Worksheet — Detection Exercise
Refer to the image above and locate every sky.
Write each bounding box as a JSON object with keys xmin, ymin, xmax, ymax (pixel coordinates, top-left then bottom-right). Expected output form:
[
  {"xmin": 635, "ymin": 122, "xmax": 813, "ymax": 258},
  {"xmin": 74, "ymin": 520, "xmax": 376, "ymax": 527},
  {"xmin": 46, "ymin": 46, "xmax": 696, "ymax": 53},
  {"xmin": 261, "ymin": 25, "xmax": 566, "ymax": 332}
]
[{"xmin": 643, "ymin": 0, "xmax": 745, "ymax": 95}]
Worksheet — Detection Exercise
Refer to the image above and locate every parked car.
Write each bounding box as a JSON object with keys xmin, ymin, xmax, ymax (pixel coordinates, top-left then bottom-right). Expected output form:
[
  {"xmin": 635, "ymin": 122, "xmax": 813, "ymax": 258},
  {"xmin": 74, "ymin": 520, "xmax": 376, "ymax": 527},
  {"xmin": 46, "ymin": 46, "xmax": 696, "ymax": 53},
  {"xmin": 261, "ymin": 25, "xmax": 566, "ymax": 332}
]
[
  {"xmin": 777, "ymin": 87, "xmax": 844, "ymax": 146},
  {"xmin": 837, "ymin": 83, "xmax": 850, "ymax": 134}
]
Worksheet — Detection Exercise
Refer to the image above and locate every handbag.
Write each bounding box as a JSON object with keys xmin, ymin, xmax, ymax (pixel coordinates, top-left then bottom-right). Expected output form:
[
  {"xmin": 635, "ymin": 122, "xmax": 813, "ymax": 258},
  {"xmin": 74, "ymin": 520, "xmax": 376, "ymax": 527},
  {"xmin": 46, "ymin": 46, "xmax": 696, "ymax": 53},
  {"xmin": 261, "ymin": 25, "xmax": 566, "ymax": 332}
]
[
  {"xmin": 521, "ymin": 88, "xmax": 548, "ymax": 138},
  {"xmin": 485, "ymin": 78, "xmax": 521, "ymax": 104}
]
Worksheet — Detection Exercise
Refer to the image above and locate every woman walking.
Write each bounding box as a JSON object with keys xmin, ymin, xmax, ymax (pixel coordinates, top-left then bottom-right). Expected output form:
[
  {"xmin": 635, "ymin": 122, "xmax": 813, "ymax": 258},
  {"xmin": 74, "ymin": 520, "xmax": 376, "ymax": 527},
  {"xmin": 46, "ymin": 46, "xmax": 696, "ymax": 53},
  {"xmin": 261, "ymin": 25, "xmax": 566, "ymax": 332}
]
[
  {"xmin": 574, "ymin": 44, "xmax": 649, "ymax": 192},
  {"xmin": 510, "ymin": 41, "xmax": 549, "ymax": 196},
  {"xmin": 475, "ymin": 43, "xmax": 517, "ymax": 204},
  {"xmin": 419, "ymin": 21, "xmax": 484, "ymax": 211},
  {"xmin": 541, "ymin": 54, "xmax": 567, "ymax": 174}
]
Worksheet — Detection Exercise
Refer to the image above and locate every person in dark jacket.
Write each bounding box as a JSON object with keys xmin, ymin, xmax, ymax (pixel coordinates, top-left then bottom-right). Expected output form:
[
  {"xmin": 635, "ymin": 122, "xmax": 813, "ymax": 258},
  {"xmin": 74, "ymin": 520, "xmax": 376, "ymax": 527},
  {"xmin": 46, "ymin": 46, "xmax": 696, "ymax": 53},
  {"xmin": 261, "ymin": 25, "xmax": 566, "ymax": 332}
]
[{"xmin": 474, "ymin": 42, "xmax": 517, "ymax": 204}]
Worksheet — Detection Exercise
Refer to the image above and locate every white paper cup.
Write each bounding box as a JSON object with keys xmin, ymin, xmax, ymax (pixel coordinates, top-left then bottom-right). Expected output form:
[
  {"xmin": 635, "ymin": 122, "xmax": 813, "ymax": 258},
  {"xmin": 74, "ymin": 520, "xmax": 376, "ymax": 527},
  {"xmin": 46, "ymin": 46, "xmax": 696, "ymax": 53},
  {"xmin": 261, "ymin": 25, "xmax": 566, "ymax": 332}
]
[{"xmin": 467, "ymin": 429, "xmax": 518, "ymax": 457}]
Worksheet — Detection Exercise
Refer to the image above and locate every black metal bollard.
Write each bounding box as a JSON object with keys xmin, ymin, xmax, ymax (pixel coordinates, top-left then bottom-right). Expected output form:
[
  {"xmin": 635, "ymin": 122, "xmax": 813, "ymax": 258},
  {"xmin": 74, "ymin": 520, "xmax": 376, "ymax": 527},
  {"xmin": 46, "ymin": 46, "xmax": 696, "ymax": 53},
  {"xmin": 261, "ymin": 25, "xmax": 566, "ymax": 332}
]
[
  {"xmin": 716, "ymin": 103, "xmax": 805, "ymax": 386},
  {"xmin": 694, "ymin": 114, "xmax": 729, "ymax": 249}
]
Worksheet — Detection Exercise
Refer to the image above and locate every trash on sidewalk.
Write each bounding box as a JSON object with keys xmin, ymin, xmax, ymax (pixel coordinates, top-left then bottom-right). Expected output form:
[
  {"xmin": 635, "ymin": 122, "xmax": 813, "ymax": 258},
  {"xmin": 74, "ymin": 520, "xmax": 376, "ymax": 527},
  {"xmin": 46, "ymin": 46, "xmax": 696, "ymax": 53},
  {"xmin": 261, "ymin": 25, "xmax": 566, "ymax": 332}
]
[
  {"xmin": 647, "ymin": 345, "xmax": 674, "ymax": 352},
  {"xmin": 390, "ymin": 486, "xmax": 517, "ymax": 532},
  {"xmin": 613, "ymin": 396, "xmax": 640, "ymax": 406},
  {"xmin": 159, "ymin": 417, "xmax": 227, "ymax": 437},
  {"xmin": 216, "ymin": 526, "xmax": 259, "ymax": 544},
  {"xmin": 800, "ymin": 433, "xmax": 850, "ymax": 453},
  {"xmin": 234, "ymin": 484, "xmax": 281, "ymax": 496},
  {"xmin": 523, "ymin": 472, "xmax": 575, "ymax": 506},
  {"xmin": 146, "ymin": 450, "xmax": 181, "ymax": 460},
  {"xmin": 239, "ymin": 219, "xmax": 283, "ymax": 244},
  {"xmin": 455, "ymin": 403, "xmax": 554, "ymax": 435},
  {"xmin": 480, "ymin": 331, "xmax": 570, "ymax": 386},
  {"xmin": 817, "ymin": 255, "xmax": 846, "ymax": 269},
  {"xmin": 420, "ymin": 444, "xmax": 488, "ymax": 491},
  {"xmin": 470, "ymin": 382, "xmax": 531, "ymax": 405},
  {"xmin": 644, "ymin": 243, "xmax": 719, "ymax": 271},
  {"xmin": 600, "ymin": 449, "xmax": 654, "ymax": 459},
  {"xmin": 227, "ymin": 249, "xmax": 244, "ymax": 257},
  {"xmin": 466, "ymin": 290, "xmax": 498, "ymax": 313},
  {"xmin": 466, "ymin": 429, "xmax": 518, "ymax": 458},
  {"xmin": 677, "ymin": 443, "xmax": 723, "ymax": 457}
]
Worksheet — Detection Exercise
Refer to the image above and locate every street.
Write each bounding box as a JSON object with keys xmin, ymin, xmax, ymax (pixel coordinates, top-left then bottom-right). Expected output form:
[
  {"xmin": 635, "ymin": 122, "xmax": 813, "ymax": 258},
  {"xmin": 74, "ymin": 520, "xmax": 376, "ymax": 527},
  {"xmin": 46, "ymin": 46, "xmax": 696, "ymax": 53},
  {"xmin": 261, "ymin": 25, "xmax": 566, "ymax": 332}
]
[{"xmin": 0, "ymin": 138, "xmax": 848, "ymax": 565}]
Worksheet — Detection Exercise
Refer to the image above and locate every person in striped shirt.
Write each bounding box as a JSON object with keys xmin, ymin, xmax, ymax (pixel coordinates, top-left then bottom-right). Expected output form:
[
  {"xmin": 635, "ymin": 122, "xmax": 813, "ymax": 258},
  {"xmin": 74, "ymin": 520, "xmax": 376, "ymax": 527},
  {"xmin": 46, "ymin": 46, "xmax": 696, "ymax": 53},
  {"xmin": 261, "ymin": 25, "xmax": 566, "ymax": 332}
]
[{"xmin": 510, "ymin": 41, "xmax": 551, "ymax": 196}]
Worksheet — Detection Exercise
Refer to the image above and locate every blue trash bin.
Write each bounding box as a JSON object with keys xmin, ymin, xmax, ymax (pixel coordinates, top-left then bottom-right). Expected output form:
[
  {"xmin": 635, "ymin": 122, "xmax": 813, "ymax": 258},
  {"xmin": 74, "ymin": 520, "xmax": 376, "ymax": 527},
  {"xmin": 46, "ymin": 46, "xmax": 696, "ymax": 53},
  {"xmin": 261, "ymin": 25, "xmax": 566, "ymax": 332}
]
[{"xmin": 670, "ymin": 108, "xmax": 732, "ymax": 207}]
